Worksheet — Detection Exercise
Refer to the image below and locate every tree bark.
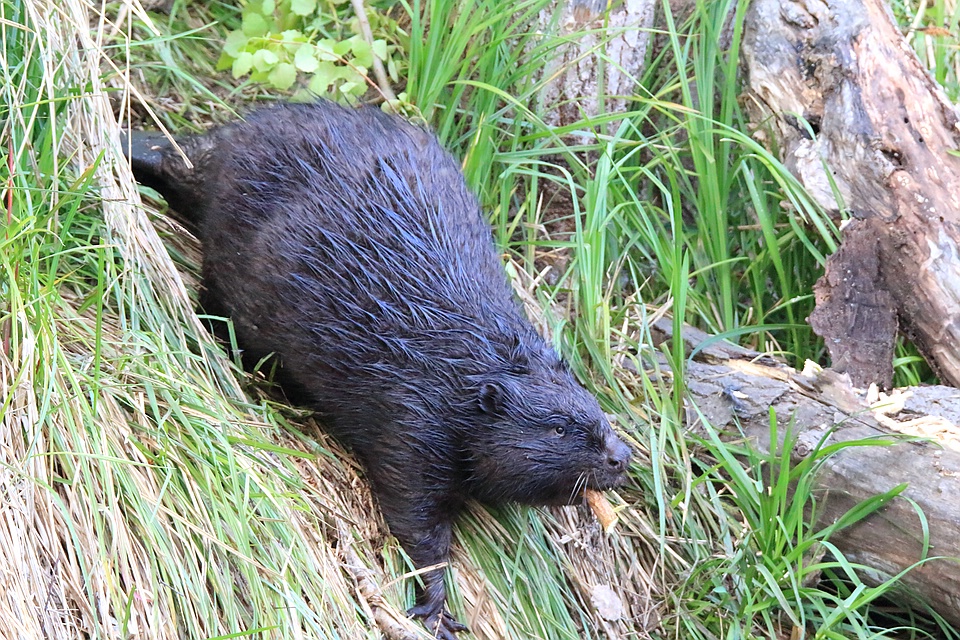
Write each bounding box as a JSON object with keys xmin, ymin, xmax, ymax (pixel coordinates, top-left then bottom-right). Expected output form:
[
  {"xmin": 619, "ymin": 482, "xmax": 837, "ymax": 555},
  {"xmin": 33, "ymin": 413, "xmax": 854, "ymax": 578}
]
[
  {"xmin": 537, "ymin": 0, "xmax": 657, "ymax": 129},
  {"xmin": 524, "ymin": 0, "xmax": 658, "ymax": 285},
  {"xmin": 650, "ymin": 319, "xmax": 960, "ymax": 628},
  {"xmin": 741, "ymin": 0, "xmax": 960, "ymax": 389}
]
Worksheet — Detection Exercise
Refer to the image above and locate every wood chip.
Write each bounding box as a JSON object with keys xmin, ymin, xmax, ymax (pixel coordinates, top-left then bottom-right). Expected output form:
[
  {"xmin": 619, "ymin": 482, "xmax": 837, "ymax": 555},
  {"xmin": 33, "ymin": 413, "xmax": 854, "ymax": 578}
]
[{"xmin": 585, "ymin": 489, "xmax": 618, "ymax": 532}]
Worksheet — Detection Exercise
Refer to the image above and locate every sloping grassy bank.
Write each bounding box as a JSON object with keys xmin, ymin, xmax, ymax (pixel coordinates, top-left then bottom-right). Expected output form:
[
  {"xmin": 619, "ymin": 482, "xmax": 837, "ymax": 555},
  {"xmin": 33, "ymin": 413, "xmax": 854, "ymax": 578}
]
[{"xmin": 1, "ymin": 0, "xmax": 955, "ymax": 638}]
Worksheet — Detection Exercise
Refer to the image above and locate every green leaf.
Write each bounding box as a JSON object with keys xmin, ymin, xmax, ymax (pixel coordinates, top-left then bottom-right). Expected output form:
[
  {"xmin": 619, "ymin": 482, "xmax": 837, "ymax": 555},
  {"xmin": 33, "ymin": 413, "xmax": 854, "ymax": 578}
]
[
  {"xmin": 268, "ymin": 62, "xmax": 298, "ymax": 90},
  {"xmin": 371, "ymin": 39, "xmax": 387, "ymax": 61},
  {"xmin": 314, "ymin": 39, "xmax": 339, "ymax": 61},
  {"xmin": 261, "ymin": 0, "xmax": 275, "ymax": 15},
  {"xmin": 290, "ymin": 88, "xmax": 316, "ymax": 103},
  {"xmin": 332, "ymin": 39, "xmax": 352, "ymax": 57},
  {"xmin": 290, "ymin": 0, "xmax": 317, "ymax": 17},
  {"xmin": 241, "ymin": 11, "xmax": 269, "ymax": 37},
  {"xmin": 335, "ymin": 66, "xmax": 363, "ymax": 83},
  {"xmin": 294, "ymin": 45, "xmax": 319, "ymax": 73},
  {"xmin": 252, "ymin": 48, "xmax": 280, "ymax": 72},
  {"xmin": 339, "ymin": 80, "xmax": 363, "ymax": 96},
  {"xmin": 223, "ymin": 30, "xmax": 249, "ymax": 58},
  {"xmin": 386, "ymin": 55, "xmax": 399, "ymax": 82},
  {"xmin": 232, "ymin": 51, "xmax": 255, "ymax": 78},
  {"xmin": 348, "ymin": 35, "xmax": 373, "ymax": 68},
  {"xmin": 215, "ymin": 51, "xmax": 235, "ymax": 72},
  {"xmin": 308, "ymin": 66, "xmax": 335, "ymax": 95}
]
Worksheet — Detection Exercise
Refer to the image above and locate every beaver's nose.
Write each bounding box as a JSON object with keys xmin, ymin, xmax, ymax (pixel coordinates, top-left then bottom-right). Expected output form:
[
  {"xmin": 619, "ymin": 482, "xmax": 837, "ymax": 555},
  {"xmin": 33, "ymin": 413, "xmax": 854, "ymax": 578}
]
[{"xmin": 604, "ymin": 437, "xmax": 631, "ymax": 472}]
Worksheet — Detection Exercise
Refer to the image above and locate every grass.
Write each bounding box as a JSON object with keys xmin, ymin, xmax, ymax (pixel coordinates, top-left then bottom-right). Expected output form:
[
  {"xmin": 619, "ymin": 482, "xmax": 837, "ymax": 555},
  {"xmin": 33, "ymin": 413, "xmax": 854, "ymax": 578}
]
[
  {"xmin": 2, "ymin": 0, "xmax": 959, "ymax": 638},
  {"xmin": 896, "ymin": 0, "xmax": 960, "ymax": 102}
]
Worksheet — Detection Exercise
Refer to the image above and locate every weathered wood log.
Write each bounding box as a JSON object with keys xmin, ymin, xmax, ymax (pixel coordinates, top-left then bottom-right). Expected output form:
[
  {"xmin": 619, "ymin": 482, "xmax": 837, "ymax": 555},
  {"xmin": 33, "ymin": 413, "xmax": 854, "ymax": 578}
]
[
  {"xmin": 650, "ymin": 319, "xmax": 960, "ymax": 627},
  {"xmin": 741, "ymin": 0, "xmax": 960, "ymax": 388}
]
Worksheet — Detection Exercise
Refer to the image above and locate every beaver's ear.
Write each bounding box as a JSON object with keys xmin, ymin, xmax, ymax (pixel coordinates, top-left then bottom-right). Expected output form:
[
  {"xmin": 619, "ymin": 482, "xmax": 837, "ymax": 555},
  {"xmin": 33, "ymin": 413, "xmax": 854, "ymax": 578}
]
[
  {"xmin": 478, "ymin": 381, "xmax": 505, "ymax": 415},
  {"xmin": 508, "ymin": 331, "xmax": 531, "ymax": 373},
  {"xmin": 491, "ymin": 332, "xmax": 530, "ymax": 374}
]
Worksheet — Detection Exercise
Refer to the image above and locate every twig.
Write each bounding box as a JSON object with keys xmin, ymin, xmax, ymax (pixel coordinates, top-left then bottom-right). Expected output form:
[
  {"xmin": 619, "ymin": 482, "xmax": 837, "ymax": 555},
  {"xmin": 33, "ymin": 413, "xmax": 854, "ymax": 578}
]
[
  {"xmin": 349, "ymin": 0, "xmax": 397, "ymax": 102},
  {"xmin": 338, "ymin": 521, "xmax": 424, "ymax": 640}
]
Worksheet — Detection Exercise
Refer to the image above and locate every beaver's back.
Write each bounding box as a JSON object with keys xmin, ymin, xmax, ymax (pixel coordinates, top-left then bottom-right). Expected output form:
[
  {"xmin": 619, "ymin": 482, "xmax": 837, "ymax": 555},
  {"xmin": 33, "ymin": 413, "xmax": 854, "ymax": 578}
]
[{"xmin": 193, "ymin": 103, "xmax": 526, "ymax": 405}]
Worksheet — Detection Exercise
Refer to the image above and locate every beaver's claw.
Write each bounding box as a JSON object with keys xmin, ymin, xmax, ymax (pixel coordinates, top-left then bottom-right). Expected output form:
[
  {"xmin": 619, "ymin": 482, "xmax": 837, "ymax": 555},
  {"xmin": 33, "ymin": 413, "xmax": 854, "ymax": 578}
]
[{"xmin": 408, "ymin": 603, "xmax": 468, "ymax": 639}]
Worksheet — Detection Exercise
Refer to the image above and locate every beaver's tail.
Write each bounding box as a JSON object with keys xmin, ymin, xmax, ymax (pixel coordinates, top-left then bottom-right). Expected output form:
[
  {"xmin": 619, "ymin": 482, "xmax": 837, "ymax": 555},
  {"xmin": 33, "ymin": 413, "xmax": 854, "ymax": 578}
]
[{"xmin": 123, "ymin": 129, "xmax": 218, "ymax": 227}]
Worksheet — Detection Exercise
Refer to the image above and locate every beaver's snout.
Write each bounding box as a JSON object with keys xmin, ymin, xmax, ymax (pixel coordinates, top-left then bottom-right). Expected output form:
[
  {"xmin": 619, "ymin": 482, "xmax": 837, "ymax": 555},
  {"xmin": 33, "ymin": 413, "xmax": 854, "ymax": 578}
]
[
  {"xmin": 605, "ymin": 436, "xmax": 631, "ymax": 474},
  {"xmin": 591, "ymin": 434, "xmax": 632, "ymax": 489}
]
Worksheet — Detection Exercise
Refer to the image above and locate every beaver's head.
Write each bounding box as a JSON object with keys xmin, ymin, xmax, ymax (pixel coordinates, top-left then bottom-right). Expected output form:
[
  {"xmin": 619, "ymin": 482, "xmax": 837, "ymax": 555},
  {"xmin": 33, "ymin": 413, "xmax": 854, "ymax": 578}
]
[{"xmin": 462, "ymin": 335, "xmax": 631, "ymax": 506}]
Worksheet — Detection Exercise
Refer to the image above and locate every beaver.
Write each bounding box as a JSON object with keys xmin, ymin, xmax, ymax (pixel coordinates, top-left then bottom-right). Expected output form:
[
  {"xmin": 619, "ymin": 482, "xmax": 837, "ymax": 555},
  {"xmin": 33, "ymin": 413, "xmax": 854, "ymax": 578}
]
[{"xmin": 126, "ymin": 101, "xmax": 632, "ymax": 639}]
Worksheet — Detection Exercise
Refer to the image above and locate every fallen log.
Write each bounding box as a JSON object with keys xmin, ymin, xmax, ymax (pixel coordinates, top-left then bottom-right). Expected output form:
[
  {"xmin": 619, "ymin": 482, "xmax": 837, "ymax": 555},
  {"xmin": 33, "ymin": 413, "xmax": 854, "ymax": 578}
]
[
  {"xmin": 650, "ymin": 319, "xmax": 960, "ymax": 627},
  {"xmin": 741, "ymin": 0, "xmax": 960, "ymax": 388}
]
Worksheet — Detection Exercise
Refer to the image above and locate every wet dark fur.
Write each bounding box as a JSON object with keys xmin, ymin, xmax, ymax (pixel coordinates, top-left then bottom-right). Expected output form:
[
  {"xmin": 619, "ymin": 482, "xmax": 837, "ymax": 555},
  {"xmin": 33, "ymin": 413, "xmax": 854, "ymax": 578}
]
[{"xmin": 127, "ymin": 101, "xmax": 631, "ymax": 639}]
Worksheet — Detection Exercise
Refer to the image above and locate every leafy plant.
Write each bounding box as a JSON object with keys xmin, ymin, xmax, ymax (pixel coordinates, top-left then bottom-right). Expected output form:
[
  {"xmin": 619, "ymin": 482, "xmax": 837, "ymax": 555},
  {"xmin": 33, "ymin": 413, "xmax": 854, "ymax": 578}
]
[{"xmin": 216, "ymin": 0, "xmax": 403, "ymax": 98}]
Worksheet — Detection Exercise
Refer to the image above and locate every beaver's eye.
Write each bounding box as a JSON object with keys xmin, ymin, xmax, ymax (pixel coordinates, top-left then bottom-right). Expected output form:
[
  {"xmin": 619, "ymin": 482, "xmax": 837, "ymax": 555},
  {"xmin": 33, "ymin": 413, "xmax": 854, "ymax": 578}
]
[{"xmin": 554, "ymin": 425, "xmax": 566, "ymax": 436}]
